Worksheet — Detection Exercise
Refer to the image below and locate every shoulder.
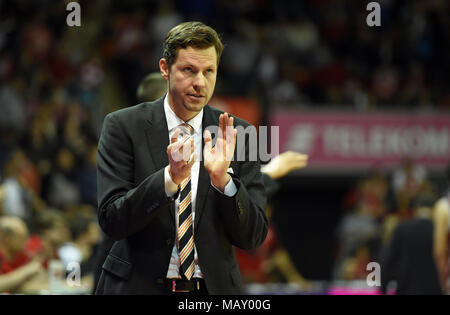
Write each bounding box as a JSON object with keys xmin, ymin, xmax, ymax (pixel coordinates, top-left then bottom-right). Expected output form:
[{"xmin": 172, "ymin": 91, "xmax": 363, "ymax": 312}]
[
  {"xmin": 103, "ymin": 98, "xmax": 164, "ymax": 128},
  {"xmin": 204, "ymin": 105, "xmax": 254, "ymax": 128},
  {"xmin": 105, "ymin": 102, "xmax": 152, "ymax": 122}
]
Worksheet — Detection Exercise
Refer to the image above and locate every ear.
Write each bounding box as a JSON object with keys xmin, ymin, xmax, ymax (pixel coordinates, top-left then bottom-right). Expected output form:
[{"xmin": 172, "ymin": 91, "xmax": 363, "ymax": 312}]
[{"xmin": 159, "ymin": 58, "xmax": 170, "ymax": 80}]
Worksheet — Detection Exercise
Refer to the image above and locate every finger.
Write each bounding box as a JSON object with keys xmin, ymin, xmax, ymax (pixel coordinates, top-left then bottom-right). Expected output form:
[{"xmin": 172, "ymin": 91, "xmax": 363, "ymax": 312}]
[
  {"xmin": 222, "ymin": 112, "xmax": 229, "ymax": 135},
  {"xmin": 167, "ymin": 134, "xmax": 187, "ymax": 157},
  {"xmin": 228, "ymin": 115, "xmax": 234, "ymax": 127},
  {"xmin": 185, "ymin": 153, "xmax": 197, "ymax": 169},
  {"xmin": 203, "ymin": 129, "xmax": 212, "ymax": 154},
  {"xmin": 173, "ymin": 134, "xmax": 189, "ymax": 152},
  {"xmin": 225, "ymin": 128, "xmax": 237, "ymax": 161},
  {"xmin": 182, "ymin": 138, "xmax": 193, "ymax": 161},
  {"xmin": 226, "ymin": 116, "xmax": 234, "ymax": 142},
  {"xmin": 225, "ymin": 126, "xmax": 234, "ymax": 147},
  {"xmin": 294, "ymin": 155, "xmax": 309, "ymax": 168},
  {"xmin": 171, "ymin": 128, "xmax": 180, "ymax": 144},
  {"xmin": 220, "ymin": 113, "xmax": 227, "ymax": 136},
  {"xmin": 169, "ymin": 146, "xmax": 183, "ymax": 162},
  {"xmin": 218, "ymin": 114, "xmax": 223, "ymax": 135},
  {"xmin": 168, "ymin": 136, "xmax": 188, "ymax": 162}
]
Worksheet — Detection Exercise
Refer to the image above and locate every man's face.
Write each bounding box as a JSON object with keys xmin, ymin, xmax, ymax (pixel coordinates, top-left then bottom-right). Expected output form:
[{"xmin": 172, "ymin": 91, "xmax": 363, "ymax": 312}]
[{"xmin": 160, "ymin": 46, "xmax": 218, "ymax": 120}]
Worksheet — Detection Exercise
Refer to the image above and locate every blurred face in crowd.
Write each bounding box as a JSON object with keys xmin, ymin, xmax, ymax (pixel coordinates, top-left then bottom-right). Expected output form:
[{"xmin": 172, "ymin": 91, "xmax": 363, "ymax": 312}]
[
  {"xmin": 160, "ymin": 46, "xmax": 218, "ymax": 121},
  {"xmin": 0, "ymin": 217, "xmax": 28, "ymax": 257}
]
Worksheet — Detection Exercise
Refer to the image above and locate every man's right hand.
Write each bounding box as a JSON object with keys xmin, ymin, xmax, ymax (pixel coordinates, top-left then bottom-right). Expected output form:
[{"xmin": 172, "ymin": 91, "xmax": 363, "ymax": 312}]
[{"xmin": 167, "ymin": 128, "xmax": 197, "ymax": 186}]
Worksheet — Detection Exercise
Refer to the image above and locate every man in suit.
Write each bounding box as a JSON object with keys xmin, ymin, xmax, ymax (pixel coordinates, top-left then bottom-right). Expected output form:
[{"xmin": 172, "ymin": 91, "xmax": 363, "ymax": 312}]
[{"xmin": 95, "ymin": 21, "xmax": 268, "ymax": 294}]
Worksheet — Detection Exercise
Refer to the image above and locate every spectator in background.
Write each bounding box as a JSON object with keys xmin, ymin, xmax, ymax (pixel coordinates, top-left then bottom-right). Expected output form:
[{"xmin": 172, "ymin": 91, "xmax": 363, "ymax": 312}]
[
  {"xmin": 381, "ymin": 195, "xmax": 442, "ymax": 294},
  {"xmin": 0, "ymin": 216, "xmax": 32, "ymax": 273},
  {"xmin": 58, "ymin": 206, "xmax": 100, "ymax": 293},
  {"xmin": 0, "ymin": 216, "xmax": 46, "ymax": 293},
  {"xmin": 391, "ymin": 159, "xmax": 429, "ymax": 214},
  {"xmin": 1, "ymin": 149, "xmax": 42, "ymax": 222},
  {"xmin": 333, "ymin": 172, "xmax": 388, "ymax": 281},
  {"xmin": 27, "ymin": 208, "xmax": 71, "ymax": 268},
  {"xmin": 0, "ymin": 184, "xmax": 5, "ymax": 215},
  {"xmin": 68, "ymin": 208, "xmax": 100, "ymax": 274},
  {"xmin": 78, "ymin": 144, "xmax": 98, "ymax": 207},
  {"xmin": 432, "ymin": 166, "xmax": 450, "ymax": 294},
  {"xmin": 45, "ymin": 147, "xmax": 80, "ymax": 209},
  {"xmin": 136, "ymin": 72, "xmax": 168, "ymax": 103},
  {"xmin": 236, "ymin": 151, "xmax": 310, "ymax": 286},
  {"xmin": 0, "ymin": 79, "xmax": 27, "ymax": 135}
]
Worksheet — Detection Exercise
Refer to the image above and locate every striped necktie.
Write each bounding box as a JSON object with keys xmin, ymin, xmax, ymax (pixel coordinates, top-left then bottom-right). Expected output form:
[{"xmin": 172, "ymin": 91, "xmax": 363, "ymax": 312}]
[
  {"xmin": 175, "ymin": 123, "xmax": 195, "ymax": 279},
  {"xmin": 178, "ymin": 175, "xmax": 194, "ymax": 279}
]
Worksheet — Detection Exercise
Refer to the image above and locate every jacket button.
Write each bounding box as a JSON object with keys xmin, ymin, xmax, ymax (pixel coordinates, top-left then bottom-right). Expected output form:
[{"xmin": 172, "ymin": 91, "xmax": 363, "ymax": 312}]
[
  {"xmin": 166, "ymin": 238, "xmax": 173, "ymax": 245},
  {"xmin": 237, "ymin": 200, "xmax": 243, "ymax": 215}
]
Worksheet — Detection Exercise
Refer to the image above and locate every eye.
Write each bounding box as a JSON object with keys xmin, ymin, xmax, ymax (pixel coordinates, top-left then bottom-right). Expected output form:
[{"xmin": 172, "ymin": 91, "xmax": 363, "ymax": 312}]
[{"xmin": 183, "ymin": 67, "xmax": 192, "ymax": 73}]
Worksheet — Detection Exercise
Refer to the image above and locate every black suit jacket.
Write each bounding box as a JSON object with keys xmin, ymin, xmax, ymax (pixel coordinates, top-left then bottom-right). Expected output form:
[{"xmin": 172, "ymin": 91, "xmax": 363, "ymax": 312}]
[{"xmin": 95, "ymin": 98, "xmax": 268, "ymax": 294}]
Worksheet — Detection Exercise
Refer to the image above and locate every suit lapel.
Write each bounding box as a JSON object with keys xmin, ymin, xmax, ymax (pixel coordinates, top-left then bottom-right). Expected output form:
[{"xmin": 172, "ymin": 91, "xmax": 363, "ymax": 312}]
[
  {"xmin": 144, "ymin": 98, "xmax": 170, "ymax": 171},
  {"xmin": 144, "ymin": 99, "xmax": 174, "ymax": 222}
]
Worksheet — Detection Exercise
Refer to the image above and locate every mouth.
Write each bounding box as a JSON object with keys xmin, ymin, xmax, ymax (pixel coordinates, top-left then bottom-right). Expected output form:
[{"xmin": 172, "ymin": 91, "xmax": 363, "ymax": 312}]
[{"xmin": 187, "ymin": 93, "xmax": 205, "ymax": 99}]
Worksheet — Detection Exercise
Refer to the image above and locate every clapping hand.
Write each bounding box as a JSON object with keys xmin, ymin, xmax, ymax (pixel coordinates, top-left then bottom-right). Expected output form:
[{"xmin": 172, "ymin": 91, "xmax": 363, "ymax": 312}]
[
  {"xmin": 167, "ymin": 128, "xmax": 197, "ymax": 186},
  {"xmin": 203, "ymin": 112, "xmax": 237, "ymax": 192}
]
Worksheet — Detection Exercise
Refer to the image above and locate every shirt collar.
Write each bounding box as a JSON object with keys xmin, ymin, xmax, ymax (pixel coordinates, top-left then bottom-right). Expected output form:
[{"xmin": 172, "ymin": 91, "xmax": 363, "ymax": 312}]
[{"xmin": 163, "ymin": 94, "xmax": 203, "ymax": 135}]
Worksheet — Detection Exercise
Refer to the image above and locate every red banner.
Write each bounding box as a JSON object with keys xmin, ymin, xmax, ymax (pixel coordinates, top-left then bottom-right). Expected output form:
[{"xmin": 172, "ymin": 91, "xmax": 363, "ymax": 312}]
[{"xmin": 271, "ymin": 110, "xmax": 450, "ymax": 172}]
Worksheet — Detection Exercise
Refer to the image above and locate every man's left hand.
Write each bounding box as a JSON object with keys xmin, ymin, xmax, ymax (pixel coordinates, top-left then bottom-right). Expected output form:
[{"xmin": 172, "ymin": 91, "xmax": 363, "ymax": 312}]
[{"xmin": 204, "ymin": 112, "xmax": 237, "ymax": 192}]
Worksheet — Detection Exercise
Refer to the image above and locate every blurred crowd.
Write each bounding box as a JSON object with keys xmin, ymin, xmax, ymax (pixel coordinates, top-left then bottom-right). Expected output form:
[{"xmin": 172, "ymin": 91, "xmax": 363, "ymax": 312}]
[
  {"xmin": 332, "ymin": 160, "xmax": 449, "ymax": 294},
  {"xmin": 235, "ymin": 158, "xmax": 449, "ymax": 294},
  {"xmin": 0, "ymin": 0, "xmax": 449, "ymax": 294}
]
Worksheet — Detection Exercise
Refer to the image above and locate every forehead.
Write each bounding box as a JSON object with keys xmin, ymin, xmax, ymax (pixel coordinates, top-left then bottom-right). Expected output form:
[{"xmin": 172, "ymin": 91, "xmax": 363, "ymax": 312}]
[{"xmin": 174, "ymin": 46, "xmax": 217, "ymax": 68}]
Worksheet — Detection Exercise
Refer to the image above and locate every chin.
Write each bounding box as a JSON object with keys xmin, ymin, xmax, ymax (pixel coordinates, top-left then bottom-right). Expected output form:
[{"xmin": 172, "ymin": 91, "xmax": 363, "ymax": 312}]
[{"xmin": 184, "ymin": 101, "xmax": 206, "ymax": 112}]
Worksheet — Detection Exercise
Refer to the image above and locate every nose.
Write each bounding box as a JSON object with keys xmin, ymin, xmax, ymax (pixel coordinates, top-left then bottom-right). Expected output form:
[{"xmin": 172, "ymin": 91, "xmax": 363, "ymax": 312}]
[{"xmin": 193, "ymin": 72, "xmax": 206, "ymax": 90}]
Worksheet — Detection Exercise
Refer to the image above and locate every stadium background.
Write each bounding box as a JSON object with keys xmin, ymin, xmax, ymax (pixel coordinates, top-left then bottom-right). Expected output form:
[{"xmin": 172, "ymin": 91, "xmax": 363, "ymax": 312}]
[{"xmin": 0, "ymin": 0, "xmax": 449, "ymax": 294}]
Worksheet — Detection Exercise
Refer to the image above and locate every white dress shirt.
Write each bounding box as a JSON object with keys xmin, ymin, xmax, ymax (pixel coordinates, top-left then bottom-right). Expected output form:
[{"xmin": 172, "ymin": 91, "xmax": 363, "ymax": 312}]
[{"xmin": 162, "ymin": 94, "xmax": 237, "ymax": 279}]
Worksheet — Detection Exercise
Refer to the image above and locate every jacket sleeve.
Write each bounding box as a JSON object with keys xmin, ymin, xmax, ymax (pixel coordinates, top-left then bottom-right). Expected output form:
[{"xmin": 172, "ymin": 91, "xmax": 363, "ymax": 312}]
[
  {"xmin": 96, "ymin": 113, "xmax": 174, "ymax": 240},
  {"xmin": 214, "ymin": 136, "xmax": 268, "ymax": 250}
]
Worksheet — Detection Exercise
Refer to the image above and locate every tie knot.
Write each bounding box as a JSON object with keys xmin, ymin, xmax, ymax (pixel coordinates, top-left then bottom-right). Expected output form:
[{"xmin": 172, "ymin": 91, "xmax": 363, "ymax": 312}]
[
  {"xmin": 180, "ymin": 123, "xmax": 194, "ymax": 135},
  {"xmin": 170, "ymin": 123, "xmax": 194, "ymax": 140}
]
